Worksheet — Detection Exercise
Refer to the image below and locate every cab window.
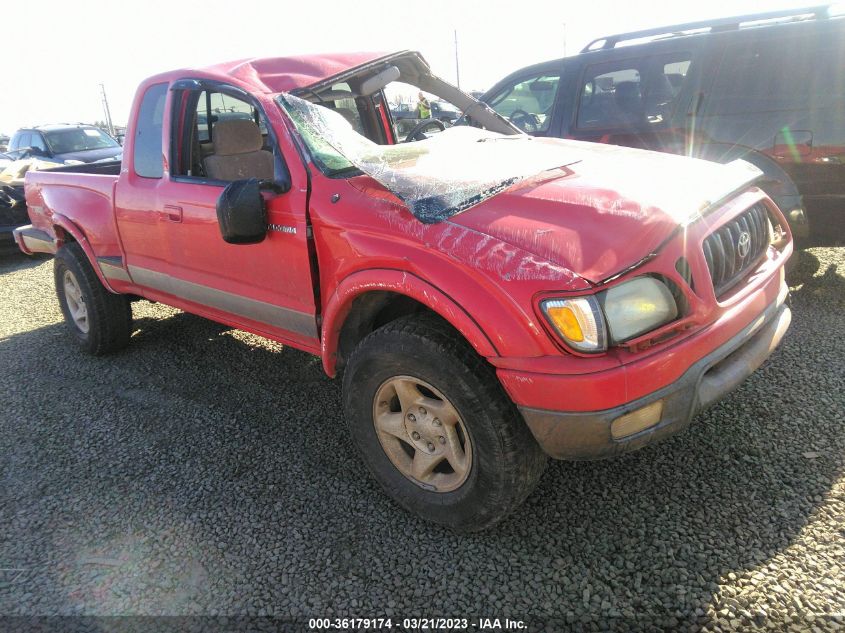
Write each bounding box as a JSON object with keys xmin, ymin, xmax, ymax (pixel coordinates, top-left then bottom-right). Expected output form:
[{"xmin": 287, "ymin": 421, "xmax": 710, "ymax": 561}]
[
  {"xmin": 133, "ymin": 83, "xmax": 168, "ymax": 178},
  {"xmin": 486, "ymin": 74, "xmax": 561, "ymax": 134}
]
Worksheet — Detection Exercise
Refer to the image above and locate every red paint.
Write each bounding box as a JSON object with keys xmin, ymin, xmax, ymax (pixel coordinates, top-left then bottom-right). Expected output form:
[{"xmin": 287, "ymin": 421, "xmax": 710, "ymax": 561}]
[{"xmin": 21, "ymin": 52, "xmax": 792, "ymax": 421}]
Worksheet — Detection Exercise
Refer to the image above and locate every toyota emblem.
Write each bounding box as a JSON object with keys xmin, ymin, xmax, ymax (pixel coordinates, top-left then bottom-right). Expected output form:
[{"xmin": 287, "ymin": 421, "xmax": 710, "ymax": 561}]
[{"xmin": 737, "ymin": 231, "xmax": 751, "ymax": 258}]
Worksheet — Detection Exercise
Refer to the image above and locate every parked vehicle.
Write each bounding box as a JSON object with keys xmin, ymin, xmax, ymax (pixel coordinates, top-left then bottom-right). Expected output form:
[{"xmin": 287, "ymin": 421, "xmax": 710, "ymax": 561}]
[
  {"xmin": 390, "ymin": 102, "xmax": 419, "ymax": 121},
  {"xmin": 391, "ymin": 100, "xmax": 459, "ymax": 125},
  {"xmin": 6, "ymin": 124, "xmax": 122, "ymax": 165},
  {"xmin": 0, "ymin": 184, "xmax": 27, "ymax": 247},
  {"xmin": 431, "ymin": 100, "xmax": 460, "ymax": 124},
  {"xmin": 15, "ymin": 51, "xmax": 792, "ymax": 530},
  {"xmin": 481, "ymin": 6, "xmax": 845, "ymax": 244}
]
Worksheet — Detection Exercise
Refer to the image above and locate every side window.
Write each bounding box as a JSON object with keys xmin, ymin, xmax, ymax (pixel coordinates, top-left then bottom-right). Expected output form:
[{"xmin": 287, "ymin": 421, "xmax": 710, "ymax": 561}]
[
  {"xmin": 577, "ymin": 63, "xmax": 643, "ymax": 128},
  {"xmin": 708, "ymin": 36, "xmax": 845, "ymax": 114},
  {"xmin": 194, "ymin": 91, "xmax": 268, "ymax": 144},
  {"xmin": 577, "ymin": 55, "xmax": 691, "ymax": 129},
  {"xmin": 487, "ymin": 74, "xmax": 561, "ymax": 133},
  {"xmin": 30, "ymin": 133, "xmax": 48, "ymax": 152},
  {"xmin": 643, "ymin": 56, "xmax": 691, "ymax": 123},
  {"xmin": 133, "ymin": 83, "xmax": 167, "ymax": 178},
  {"xmin": 322, "ymin": 83, "xmax": 364, "ymax": 136},
  {"xmin": 172, "ymin": 87, "xmax": 275, "ymax": 181}
]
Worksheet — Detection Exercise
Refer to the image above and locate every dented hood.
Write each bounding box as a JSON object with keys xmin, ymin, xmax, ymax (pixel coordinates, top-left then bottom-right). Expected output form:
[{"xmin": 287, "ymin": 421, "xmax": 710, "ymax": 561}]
[{"xmin": 449, "ymin": 140, "xmax": 763, "ymax": 283}]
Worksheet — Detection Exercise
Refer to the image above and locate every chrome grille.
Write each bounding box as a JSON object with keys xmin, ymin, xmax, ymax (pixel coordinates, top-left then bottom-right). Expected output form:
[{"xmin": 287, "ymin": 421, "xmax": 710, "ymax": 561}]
[{"xmin": 702, "ymin": 203, "xmax": 771, "ymax": 296}]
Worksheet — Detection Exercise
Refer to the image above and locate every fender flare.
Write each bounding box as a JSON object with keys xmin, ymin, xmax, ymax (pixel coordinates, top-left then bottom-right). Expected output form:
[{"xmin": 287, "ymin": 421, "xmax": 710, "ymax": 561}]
[
  {"xmin": 52, "ymin": 213, "xmax": 120, "ymax": 294},
  {"xmin": 321, "ymin": 269, "xmax": 499, "ymax": 377}
]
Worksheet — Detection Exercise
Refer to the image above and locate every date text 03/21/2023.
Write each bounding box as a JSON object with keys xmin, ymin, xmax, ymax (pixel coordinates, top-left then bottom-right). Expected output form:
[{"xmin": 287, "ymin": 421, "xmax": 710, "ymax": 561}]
[{"xmin": 307, "ymin": 617, "xmax": 527, "ymax": 630}]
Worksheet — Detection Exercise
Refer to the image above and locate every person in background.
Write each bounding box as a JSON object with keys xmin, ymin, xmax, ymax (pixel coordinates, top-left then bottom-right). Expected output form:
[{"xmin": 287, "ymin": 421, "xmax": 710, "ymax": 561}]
[{"xmin": 417, "ymin": 92, "xmax": 431, "ymax": 119}]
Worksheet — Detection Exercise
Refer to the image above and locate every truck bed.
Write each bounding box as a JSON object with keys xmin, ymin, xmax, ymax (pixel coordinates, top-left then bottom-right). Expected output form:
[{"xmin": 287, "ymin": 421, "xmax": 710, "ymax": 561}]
[{"xmin": 24, "ymin": 167, "xmax": 122, "ymax": 256}]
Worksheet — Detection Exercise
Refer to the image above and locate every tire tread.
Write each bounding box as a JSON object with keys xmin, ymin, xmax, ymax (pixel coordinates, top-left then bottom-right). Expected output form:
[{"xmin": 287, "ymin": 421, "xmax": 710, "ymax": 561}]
[{"xmin": 55, "ymin": 242, "xmax": 131, "ymax": 355}]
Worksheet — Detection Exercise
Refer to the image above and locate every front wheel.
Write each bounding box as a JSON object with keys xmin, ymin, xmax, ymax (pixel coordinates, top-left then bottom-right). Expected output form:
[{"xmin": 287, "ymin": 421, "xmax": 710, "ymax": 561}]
[
  {"xmin": 54, "ymin": 242, "xmax": 132, "ymax": 355},
  {"xmin": 342, "ymin": 315, "xmax": 547, "ymax": 531}
]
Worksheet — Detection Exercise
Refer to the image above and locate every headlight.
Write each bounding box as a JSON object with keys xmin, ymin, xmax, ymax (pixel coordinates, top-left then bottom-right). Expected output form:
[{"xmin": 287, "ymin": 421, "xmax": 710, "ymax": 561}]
[
  {"xmin": 598, "ymin": 276, "xmax": 677, "ymax": 344},
  {"xmin": 540, "ymin": 295, "xmax": 607, "ymax": 353}
]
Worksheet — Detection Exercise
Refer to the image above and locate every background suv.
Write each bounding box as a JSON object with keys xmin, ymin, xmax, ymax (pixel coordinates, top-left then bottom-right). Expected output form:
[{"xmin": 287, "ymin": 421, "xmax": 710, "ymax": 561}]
[
  {"xmin": 6, "ymin": 124, "xmax": 122, "ymax": 164},
  {"xmin": 481, "ymin": 6, "xmax": 845, "ymax": 245}
]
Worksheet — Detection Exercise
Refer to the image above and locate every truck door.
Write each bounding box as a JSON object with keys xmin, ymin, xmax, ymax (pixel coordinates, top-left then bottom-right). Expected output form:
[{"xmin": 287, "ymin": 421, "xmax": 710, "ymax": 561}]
[{"xmin": 142, "ymin": 83, "xmax": 319, "ymax": 351}]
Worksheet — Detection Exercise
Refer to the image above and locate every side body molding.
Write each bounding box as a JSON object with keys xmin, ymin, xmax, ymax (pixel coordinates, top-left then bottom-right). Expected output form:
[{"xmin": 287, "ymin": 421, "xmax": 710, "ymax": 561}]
[{"xmin": 321, "ymin": 269, "xmax": 499, "ymax": 377}]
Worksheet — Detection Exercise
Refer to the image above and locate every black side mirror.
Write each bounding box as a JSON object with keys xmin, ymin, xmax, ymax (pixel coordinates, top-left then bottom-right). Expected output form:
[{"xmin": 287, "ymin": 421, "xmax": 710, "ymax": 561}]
[{"xmin": 216, "ymin": 178, "xmax": 268, "ymax": 244}]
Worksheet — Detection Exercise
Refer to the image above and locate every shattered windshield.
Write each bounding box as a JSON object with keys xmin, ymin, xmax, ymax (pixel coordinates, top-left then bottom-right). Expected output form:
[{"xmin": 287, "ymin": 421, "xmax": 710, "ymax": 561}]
[{"xmin": 277, "ymin": 93, "xmax": 581, "ymax": 223}]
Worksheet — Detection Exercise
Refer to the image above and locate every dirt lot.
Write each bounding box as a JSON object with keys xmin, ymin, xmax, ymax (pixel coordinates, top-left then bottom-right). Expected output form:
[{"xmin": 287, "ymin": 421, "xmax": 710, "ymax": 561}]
[{"xmin": 1, "ymin": 247, "xmax": 843, "ymax": 630}]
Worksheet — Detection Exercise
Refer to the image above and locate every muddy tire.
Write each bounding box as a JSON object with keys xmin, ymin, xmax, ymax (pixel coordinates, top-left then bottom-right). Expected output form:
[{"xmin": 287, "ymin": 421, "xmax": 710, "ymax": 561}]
[
  {"xmin": 54, "ymin": 242, "xmax": 132, "ymax": 355},
  {"xmin": 343, "ymin": 314, "xmax": 547, "ymax": 531}
]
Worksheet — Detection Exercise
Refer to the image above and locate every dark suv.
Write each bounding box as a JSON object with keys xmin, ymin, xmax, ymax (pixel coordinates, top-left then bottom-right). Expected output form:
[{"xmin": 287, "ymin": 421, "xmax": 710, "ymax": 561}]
[
  {"xmin": 6, "ymin": 124, "xmax": 122, "ymax": 164},
  {"xmin": 481, "ymin": 6, "xmax": 845, "ymax": 244}
]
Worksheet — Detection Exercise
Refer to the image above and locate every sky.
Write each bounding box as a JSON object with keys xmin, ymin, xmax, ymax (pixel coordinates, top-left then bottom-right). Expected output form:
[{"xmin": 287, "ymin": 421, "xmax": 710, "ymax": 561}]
[{"xmin": 0, "ymin": 0, "xmax": 830, "ymax": 135}]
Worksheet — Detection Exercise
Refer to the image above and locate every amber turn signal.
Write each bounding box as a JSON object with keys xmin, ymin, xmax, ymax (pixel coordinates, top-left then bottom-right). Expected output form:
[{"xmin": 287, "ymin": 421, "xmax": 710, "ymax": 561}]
[
  {"xmin": 539, "ymin": 296, "xmax": 607, "ymax": 353},
  {"xmin": 545, "ymin": 305, "xmax": 584, "ymax": 342}
]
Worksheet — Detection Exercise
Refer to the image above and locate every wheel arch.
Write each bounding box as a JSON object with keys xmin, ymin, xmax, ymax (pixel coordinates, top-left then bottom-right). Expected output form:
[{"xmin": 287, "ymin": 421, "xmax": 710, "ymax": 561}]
[
  {"xmin": 697, "ymin": 142, "xmax": 801, "ymax": 198},
  {"xmin": 51, "ymin": 213, "xmax": 119, "ymax": 294},
  {"xmin": 322, "ymin": 269, "xmax": 499, "ymax": 377}
]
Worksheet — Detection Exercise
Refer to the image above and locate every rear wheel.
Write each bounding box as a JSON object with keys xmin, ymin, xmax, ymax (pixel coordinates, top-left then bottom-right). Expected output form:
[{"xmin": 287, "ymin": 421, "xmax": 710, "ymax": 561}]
[
  {"xmin": 343, "ymin": 315, "xmax": 547, "ymax": 531},
  {"xmin": 54, "ymin": 242, "xmax": 132, "ymax": 355}
]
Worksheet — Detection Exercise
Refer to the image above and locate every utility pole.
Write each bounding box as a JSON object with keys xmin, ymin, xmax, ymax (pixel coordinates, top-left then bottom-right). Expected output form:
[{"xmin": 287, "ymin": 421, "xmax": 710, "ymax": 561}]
[
  {"xmin": 99, "ymin": 83, "xmax": 115, "ymax": 137},
  {"xmin": 454, "ymin": 29, "xmax": 461, "ymax": 89},
  {"xmin": 563, "ymin": 22, "xmax": 567, "ymax": 57}
]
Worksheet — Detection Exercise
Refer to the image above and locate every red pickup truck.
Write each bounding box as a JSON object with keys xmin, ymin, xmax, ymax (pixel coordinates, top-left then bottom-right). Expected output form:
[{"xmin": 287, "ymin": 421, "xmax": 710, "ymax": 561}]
[{"xmin": 14, "ymin": 51, "xmax": 792, "ymax": 531}]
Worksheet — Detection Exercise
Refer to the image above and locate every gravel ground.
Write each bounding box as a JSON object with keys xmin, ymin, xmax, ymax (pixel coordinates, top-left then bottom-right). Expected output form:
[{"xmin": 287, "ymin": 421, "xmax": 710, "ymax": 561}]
[{"xmin": 1, "ymin": 247, "xmax": 844, "ymax": 631}]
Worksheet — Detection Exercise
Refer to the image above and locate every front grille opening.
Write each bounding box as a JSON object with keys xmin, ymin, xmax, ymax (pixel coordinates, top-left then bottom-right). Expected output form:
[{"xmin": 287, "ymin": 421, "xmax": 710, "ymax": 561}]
[
  {"xmin": 702, "ymin": 202, "xmax": 772, "ymax": 297},
  {"xmin": 675, "ymin": 257, "xmax": 694, "ymax": 292},
  {"xmin": 654, "ymin": 274, "xmax": 689, "ymax": 317}
]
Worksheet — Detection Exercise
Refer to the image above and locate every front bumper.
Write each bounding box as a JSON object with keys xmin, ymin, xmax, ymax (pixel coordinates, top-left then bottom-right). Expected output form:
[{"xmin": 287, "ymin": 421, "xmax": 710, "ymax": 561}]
[{"xmin": 519, "ymin": 296, "xmax": 791, "ymax": 460}]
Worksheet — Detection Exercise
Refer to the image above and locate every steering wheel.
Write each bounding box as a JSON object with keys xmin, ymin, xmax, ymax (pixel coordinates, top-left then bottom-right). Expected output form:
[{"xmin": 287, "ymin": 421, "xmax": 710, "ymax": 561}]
[
  {"xmin": 403, "ymin": 118, "xmax": 446, "ymax": 142},
  {"xmin": 509, "ymin": 109, "xmax": 541, "ymax": 133}
]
